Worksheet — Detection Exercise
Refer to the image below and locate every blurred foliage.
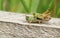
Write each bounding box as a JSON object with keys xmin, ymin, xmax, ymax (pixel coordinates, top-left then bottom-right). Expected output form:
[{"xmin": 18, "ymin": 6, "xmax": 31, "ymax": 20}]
[{"xmin": 0, "ymin": 0, "xmax": 60, "ymax": 18}]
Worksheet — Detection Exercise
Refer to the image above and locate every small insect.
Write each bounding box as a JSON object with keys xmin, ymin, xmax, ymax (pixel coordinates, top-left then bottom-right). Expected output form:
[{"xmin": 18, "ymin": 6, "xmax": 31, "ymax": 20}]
[
  {"xmin": 26, "ymin": 9, "xmax": 51, "ymax": 23},
  {"xmin": 26, "ymin": 16, "xmax": 36, "ymax": 23}
]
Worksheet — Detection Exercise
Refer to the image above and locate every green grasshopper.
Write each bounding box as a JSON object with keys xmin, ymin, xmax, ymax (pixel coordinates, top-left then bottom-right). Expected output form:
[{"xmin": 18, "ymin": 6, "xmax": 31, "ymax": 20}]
[
  {"xmin": 26, "ymin": 16, "xmax": 40, "ymax": 23},
  {"xmin": 26, "ymin": 9, "xmax": 51, "ymax": 23}
]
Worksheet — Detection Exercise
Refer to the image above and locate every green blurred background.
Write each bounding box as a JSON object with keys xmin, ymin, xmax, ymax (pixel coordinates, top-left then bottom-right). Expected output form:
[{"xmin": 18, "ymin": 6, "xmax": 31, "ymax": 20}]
[{"xmin": 0, "ymin": 0, "xmax": 60, "ymax": 18}]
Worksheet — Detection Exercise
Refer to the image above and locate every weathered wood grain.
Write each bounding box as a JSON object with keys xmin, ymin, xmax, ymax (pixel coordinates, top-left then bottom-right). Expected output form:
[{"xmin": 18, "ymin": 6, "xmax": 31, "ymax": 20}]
[{"xmin": 0, "ymin": 11, "xmax": 60, "ymax": 38}]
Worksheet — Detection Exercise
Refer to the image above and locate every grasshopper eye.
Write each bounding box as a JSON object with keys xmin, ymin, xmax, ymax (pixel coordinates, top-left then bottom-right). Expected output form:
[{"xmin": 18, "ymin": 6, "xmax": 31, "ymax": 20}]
[{"xmin": 33, "ymin": 13, "xmax": 35, "ymax": 15}]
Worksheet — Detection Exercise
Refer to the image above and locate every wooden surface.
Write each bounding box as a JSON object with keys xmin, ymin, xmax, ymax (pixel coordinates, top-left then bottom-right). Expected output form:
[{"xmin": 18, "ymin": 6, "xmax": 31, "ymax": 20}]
[
  {"xmin": 0, "ymin": 11, "xmax": 60, "ymax": 29},
  {"xmin": 0, "ymin": 11, "xmax": 60, "ymax": 38}
]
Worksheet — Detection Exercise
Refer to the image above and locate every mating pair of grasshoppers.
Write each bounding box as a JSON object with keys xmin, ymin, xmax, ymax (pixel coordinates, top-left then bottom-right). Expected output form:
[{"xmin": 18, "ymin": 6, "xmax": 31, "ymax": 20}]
[{"xmin": 26, "ymin": 10, "xmax": 51, "ymax": 23}]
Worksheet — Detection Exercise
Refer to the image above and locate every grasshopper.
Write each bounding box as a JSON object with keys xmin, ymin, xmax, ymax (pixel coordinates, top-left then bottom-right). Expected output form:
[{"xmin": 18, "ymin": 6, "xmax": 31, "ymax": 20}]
[
  {"xmin": 26, "ymin": 16, "xmax": 40, "ymax": 23},
  {"xmin": 26, "ymin": 9, "xmax": 51, "ymax": 23}
]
